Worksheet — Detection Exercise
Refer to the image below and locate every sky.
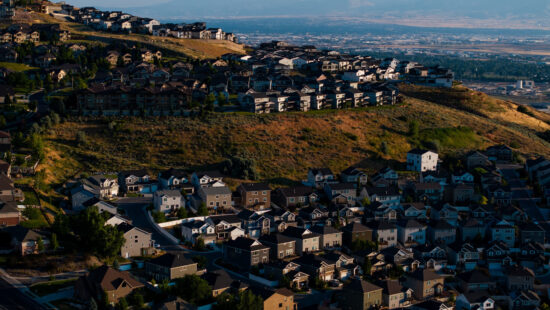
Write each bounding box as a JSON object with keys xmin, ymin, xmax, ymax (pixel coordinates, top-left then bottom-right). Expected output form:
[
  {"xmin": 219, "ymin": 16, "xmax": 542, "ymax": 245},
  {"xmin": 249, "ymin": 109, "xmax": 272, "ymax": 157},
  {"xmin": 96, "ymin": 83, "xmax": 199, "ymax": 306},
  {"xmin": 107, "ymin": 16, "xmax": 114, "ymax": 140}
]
[{"xmin": 67, "ymin": 0, "xmax": 550, "ymax": 26}]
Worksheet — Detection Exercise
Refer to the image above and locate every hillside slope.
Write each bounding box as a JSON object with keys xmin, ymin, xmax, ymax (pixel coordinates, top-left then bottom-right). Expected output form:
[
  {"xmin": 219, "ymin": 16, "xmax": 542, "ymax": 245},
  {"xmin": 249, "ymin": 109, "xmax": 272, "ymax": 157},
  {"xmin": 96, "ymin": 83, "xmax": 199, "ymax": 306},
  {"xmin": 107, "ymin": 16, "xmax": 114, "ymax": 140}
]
[
  {"xmin": 9, "ymin": 9, "xmax": 246, "ymax": 59},
  {"xmin": 41, "ymin": 86, "xmax": 550, "ymax": 186}
]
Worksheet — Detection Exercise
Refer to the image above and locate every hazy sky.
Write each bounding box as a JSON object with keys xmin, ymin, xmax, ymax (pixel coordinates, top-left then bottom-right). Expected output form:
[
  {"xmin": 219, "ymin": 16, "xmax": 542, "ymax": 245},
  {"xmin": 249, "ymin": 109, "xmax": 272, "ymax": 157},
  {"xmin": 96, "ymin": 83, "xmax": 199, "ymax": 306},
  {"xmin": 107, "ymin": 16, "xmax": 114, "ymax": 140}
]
[{"xmin": 67, "ymin": 0, "xmax": 550, "ymax": 20}]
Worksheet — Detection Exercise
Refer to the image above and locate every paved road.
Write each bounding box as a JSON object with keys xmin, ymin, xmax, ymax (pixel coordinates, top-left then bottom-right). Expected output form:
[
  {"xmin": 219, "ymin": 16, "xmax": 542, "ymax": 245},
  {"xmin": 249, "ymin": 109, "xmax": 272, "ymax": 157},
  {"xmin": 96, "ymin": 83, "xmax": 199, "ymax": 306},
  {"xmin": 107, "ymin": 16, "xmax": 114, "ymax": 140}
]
[
  {"xmin": 0, "ymin": 276, "xmax": 46, "ymax": 310},
  {"xmin": 115, "ymin": 197, "xmax": 178, "ymax": 247}
]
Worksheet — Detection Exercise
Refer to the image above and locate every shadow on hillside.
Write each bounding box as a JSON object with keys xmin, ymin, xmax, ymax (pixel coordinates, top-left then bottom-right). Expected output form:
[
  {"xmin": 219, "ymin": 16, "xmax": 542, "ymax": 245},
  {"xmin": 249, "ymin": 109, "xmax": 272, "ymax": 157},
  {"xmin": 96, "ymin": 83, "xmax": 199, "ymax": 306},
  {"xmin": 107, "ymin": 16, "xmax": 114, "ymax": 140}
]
[
  {"xmin": 264, "ymin": 177, "xmax": 302, "ymax": 187},
  {"xmin": 381, "ymin": 125, "xmax": 408, "ymax": 137}
]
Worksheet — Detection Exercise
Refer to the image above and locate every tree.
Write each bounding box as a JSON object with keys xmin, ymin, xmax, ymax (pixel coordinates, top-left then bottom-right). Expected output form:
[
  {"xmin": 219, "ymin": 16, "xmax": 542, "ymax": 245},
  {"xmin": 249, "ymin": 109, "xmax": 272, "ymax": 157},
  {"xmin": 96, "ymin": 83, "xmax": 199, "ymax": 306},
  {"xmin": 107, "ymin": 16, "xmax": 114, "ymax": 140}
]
[
  {"xmin": 194, "ymin": 237, "xmax": 206, "ymax": 251},
  {"xmin": 51, "ymin": 233, "xmax": 59, "ymax": 251},
  {"xmin": 192, "ymin": 255, "xmax": 208, "ymax": 269},
  {"xmin": 479, "ymin": 195, "xmax": 488, "ymax": 205},
  {"xmin": 152, "ymin": 211, "xmax": 167, "ymax": 223},
  {"xmin": 236, "ymin": 290, "xmax": 263, "ymax": 310},
  {"xmin": 52, "ymin": 207, "xmax": 125, "ymax": 258},
  {"xmin": 37, "ymin": 236, "xmax": 44, "ymax": 252},
  {"xmin": 76, "ymin": 131, "xmax": 87, "ymax": 146},
  {"xmin": 113, "ymin": 259, "xmax": 120, "ymax": 270},
  {"xmin": 0, "ymin": 115, "xmax": 5, "ymax": 128},
  {"xmin": 177, "ymin": 207, "xmax": 188, "ymax": 219},
  {"xmin": 388, "ymin": 265, "xmax": 404, "ymax": 279},
  {"xmin": 172, "ymin": 275, "xmax": 212, "ymax": 305},
  {"xmin": 197, "ymin": 202, "xmax": 208, "ymax": 216},
  {"xmin": 204, "ymin": 93, "xmax": 216, "ymax": 112},
  {"xmin": 362, "ymin": 259, "xmax": 372, "ymax": 277},
  {"xmin": 381, "ymin": 141, "xmax": 389, "ymax": 155},
  {"xmin": 217, "ymin": 93, "xmax": 227, "ymax": 107},
  {"xmin": 116, "ymin": 297, "xmax": 128, "ymax": 310},
  {"xmin": 213, "ymin": 292, "xmax": 236, "ymax": 310},
  {"xmin": 361, "ymin": 197, "xmax": 371, "ymax": 206},
  {"xmin": 408, "ymin": 120, "xmax": 419, "ymax": 138},
  {"xmin": 128, "ymin": 291, "xmax": 144, "ymax": 309},
  {"xmin": 280, "ymin": 275, "xmax": 291, "ymax": 288},
  {"xmin": 4, "ymin": 95, "xmax": 11, "ymax": 105}
]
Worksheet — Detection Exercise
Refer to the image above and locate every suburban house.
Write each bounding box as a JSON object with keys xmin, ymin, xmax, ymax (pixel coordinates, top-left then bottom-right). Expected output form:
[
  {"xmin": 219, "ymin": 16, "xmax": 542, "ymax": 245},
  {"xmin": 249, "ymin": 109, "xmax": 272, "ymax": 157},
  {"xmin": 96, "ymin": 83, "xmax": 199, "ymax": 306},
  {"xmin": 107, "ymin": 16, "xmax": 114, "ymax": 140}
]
[
  {"xmin": 380, "ymin": 279, "xmax": 413, "ymax": 309},
  {"xmin": 397, "ymin": 219, "xmax": 426, "ymax": 246},
  {"xmin": 310, "ymin": 225, "xmax": 343, "ymax": 249},
  {"xmin": 338, "ymin": 279, "xmax": 383, "ymax": 310},
  {"xmin": 191, "ymin": 171, "xmax": 224, "ymax": 189},
  {"xmin": 341, "ymin": 166, "xmax": 368, "ymax": 185},
  {"xmin": 207, "ymin": 214, "xmax": 244, "ymax": 241},
  {"xmin": 74, "ymin": 265, "xmax": 144, "ymax": 305},
  {"xmin": 115, "ymin": 222, "xmax": 153, "ymax": 258},
  {"xmin": 236, "ymin": 183, "xmax": 271, "ymax": 210},
  {"xmin": 324, "ymin": 183, "xmax": 357, "ymax": 206},
  {"xmin": 294, "ymin": 254, "xmax": 337, "ymax": 281},
  {"xmin": 145, "ymin": 253, "xmax": 198, "ymax": 281},
  {"xmin": 153, "ymin": 190, "xmax": 183, "ymax": 214},
  {"xmin": 0, "ymin": 201, "xmax": 20, "ymax": 227},
  {"xmin": 366, "ymin": 221, "xmax": 397, "ymax": 249},
  {"xmin": 343, "ymin": 222, "xmax": 373, "ymax": 247},
  {"xmin": 272, "ymin": 186, "xmax": 318, "ymax": 209},
  {"xmin": 456, "ymin": 269, "xmax": 495, "ymax": 292},
  {"xmin": 181, "ymin": 220, "xmax": 216, "ymax": 245},
  {"xmin": 118, "ymin": 169, "xmax": 156, "ymax": 194},
  {"xmin": 197, "ymin": 186, "xmax": 232, "ymax": 214},
  {"xmin": 504, "ymin": 265, "xmax": 534, "ymax": 291},
  {"xmin": 203, "ymin": 269, "xmax": 247, "ymax": 297},
  {"xmin": 407, "ymin": 149, "xmax": 439, "ymax": 172},
  {"xmin": 238, "ymin": 209, "xmax": 271, "ymax": 238},
  {"xmin": 249, "ymin": 287, "xmax": 297, "ymax": 310},
  {"xmin": 404, "ymin": 268, "xmax": 444, "ymax": 300},
  {"xmin": 2, "ymin": 225, "xmax": 49, "ymax": 256},
  {"xmin": 427, "ymin": 220, "xmax": 456, "ymax": 245},
  {"xmin": 223, "ymin": 237, "xmax": 270, "ymax": 270},
  {"xmin": 456, "ymin": 291, "xmax": 495, "ymax": 310},
  {"xmin": 258, "ymin": 233, "xmax": 296, "ymax": 260},
  {"xmin": 158, "ymin": 168, "xmax": 189, "ymax": 190},
  {"xmin": 490, "ymin": 220, "xmax": 516, "ymax": 248},
  {"xmin": 70, "ymin": 175, "xmax": 119, "ymax": 209},
  {"xmin": 307, "ymin": 168, "xmax": 337, "ymax": 189},
  {"xmin": 282, "ymin": 226, "xmax": 321, "ymax": 255}
]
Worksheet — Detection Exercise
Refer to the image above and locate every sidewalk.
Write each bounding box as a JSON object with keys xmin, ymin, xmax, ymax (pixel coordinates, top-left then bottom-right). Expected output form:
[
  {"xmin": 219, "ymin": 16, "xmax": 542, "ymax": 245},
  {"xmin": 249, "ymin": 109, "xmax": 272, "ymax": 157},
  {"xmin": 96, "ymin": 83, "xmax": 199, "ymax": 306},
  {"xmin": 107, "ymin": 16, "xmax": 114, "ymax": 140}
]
[{"xmin": 38, "ymin": 287, "xmax": 74, "ymax": 303}]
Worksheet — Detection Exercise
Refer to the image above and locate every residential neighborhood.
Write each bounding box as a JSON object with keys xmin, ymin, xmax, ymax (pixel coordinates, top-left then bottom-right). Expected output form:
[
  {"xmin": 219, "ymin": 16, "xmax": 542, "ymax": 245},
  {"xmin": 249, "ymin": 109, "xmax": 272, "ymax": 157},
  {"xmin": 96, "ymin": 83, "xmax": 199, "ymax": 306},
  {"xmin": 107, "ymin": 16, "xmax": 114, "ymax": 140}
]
[
  {"xmin": 1, "ymin": 130, "xmax": 549, "ymax": 310},
  {"xmin": 0, "ymin": 1, "xmax": 549, "ymax": 310}
]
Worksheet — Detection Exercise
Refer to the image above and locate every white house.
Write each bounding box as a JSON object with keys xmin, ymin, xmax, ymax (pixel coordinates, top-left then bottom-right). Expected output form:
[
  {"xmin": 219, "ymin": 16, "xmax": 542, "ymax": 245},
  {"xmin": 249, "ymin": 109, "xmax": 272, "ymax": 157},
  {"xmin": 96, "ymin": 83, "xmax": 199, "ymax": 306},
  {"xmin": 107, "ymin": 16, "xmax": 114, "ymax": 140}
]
[
  {"xmin": 407, "ymin": 149, "xmax": 439, "ymax": 172},
  {"xmin": 456, "ymin": 292, "xmax": 495, "ymax": 310},
  {"xmin": 181, "ymin": 220, "xmax": 215, "ymax": 244},
  {"xmin": 397, "ymin": 219, "xmax": 426, "ymax": 245},
  {"xmin": 153, "ymin": 190, "xmax": 183, "ymax": 213}
]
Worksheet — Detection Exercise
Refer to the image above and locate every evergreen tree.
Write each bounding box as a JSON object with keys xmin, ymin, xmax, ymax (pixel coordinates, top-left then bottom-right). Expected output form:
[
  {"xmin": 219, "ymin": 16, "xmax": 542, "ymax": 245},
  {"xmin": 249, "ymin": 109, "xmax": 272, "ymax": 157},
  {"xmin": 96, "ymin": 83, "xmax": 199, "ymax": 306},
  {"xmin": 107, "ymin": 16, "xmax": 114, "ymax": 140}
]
[{"xmin": 51, "ymin": 233, "xmax": 59, "ymax": 251}]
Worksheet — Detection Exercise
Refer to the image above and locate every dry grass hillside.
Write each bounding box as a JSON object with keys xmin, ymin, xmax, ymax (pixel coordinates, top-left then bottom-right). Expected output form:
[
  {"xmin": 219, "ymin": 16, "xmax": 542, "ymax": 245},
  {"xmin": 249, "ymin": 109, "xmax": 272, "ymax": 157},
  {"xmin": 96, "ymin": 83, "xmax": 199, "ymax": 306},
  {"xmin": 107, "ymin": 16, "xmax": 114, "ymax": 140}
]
[
  {"xmin": 10, "ymin": 9, "xmax": 246, "ymax": 59},
  {"xmin": 41, "ymin": 86, "xmax": 550, "ymax": 186}
]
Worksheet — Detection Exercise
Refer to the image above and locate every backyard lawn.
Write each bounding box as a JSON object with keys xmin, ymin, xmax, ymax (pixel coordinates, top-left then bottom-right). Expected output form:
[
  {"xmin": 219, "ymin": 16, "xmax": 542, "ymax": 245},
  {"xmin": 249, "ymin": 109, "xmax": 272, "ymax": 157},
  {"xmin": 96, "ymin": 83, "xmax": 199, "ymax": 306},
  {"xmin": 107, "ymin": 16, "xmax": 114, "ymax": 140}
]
[{"xmin": 29, "ymin": 279, "xmax": 77, "ymax": 297}]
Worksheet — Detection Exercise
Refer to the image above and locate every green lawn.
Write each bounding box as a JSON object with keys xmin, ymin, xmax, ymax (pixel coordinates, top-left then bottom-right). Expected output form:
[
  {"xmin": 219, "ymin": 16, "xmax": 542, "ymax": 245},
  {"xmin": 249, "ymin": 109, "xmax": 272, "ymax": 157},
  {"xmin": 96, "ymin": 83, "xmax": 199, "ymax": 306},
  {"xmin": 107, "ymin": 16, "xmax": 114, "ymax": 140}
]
[
  {"xmin": 0, "ymin": 62, "xmax": 38, "ymax": 72},
  {"xmin": 23, "ymin": 191, "xmax": 40, "ymax": 206},
  {"xmin": 29, "ymin": 279, "xmax": 77, "ymax": 297}
]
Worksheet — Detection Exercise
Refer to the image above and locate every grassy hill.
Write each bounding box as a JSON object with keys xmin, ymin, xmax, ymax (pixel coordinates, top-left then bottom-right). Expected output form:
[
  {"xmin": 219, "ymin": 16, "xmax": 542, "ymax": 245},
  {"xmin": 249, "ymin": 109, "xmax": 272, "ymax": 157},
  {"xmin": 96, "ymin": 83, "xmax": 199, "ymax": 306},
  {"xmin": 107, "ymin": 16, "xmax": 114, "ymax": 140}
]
[
  {"xmin": 7, "ymin": 9, "xmax": 246, "ymax": 59},
  {"xmin": 41, "ymin": 86, "xmax": 550, "ymax": 187}
]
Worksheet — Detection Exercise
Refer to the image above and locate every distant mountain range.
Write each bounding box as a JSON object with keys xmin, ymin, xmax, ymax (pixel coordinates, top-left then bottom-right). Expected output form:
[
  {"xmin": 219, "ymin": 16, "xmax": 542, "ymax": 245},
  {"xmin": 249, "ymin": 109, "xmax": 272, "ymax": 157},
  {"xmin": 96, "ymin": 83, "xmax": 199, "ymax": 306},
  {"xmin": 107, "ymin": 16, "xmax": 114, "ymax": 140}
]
[{"xmin": 67, "ymin": 0, "xmax": 550, "ymax": 30}]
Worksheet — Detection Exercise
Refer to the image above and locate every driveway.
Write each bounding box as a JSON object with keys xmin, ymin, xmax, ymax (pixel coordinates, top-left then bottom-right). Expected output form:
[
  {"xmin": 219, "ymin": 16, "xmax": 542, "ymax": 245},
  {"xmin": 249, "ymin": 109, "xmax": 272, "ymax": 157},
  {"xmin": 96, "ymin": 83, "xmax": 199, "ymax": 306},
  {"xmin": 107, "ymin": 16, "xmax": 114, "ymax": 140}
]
[{"xmin": 115, "ymin": 197, "xmax": 178, "ymax": 247}]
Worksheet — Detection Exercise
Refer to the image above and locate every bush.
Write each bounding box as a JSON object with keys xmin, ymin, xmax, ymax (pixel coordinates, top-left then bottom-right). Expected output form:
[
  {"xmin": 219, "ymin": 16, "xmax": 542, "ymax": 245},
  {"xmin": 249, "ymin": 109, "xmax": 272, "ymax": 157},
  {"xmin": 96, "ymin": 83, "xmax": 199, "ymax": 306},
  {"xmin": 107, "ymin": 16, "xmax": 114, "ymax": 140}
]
[
  {"xmin": 343, "ymin": 132, "xmax": 358, "ymax": 141},
  {"xmin": 517, "ymin": 105, "xmax": 533, "ymax": 116},
  {"xmin": 151, "ymin": 211, "xmax": 166, "ymax": 223}
]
